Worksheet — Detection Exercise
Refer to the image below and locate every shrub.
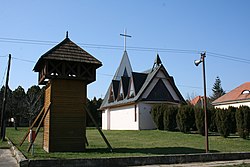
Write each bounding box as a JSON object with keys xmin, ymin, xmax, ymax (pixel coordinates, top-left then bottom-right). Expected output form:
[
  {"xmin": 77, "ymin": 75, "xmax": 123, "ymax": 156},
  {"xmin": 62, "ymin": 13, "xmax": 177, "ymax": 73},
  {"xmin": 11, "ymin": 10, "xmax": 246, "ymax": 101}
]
[
  {"xmin": 208, "ymin": 107, "xmax": 217, "ymax": 132},
  {"xmin": 216, "ymin": 108, "xmax": 231, "ymax": 138},
  {"xmin": 194, "ymin": 107, "xmax": 205, "ymax": 135},
  {"xmin": 163, "ymin": 105, "xmax": 178, "ymax": 131},
  {"xmin": 176, "ymin": 105, "xmax": 195, "ymax": 133},
  {"xmin": 228, "ymin": 106, "xmax": 237, "ymax": 134},
  {"xmin": 151, "ymin": 104, "xmax": 164, "ymax": 130},
  {"xmin": 236, "ymin": 106, "xmax": 250, "ymax": 139}
]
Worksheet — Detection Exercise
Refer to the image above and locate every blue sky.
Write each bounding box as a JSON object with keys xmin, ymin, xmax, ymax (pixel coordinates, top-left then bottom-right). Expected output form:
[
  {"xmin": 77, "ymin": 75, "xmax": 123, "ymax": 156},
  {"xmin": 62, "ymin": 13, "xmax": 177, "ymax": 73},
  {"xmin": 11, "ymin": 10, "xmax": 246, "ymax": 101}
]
[{"xmin": 0, "ymin": 1, "xmax": 250, "ymax": 99}]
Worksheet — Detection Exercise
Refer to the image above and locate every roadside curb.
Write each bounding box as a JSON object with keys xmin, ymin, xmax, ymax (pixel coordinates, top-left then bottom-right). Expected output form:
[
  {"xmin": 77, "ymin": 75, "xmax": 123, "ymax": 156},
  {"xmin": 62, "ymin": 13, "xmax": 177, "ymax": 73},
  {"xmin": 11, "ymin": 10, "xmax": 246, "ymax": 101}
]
[
  {"xmin": 7, "ymin": 137, "xmax": 29, "ymax": 167},
  {"xmin": 20, "ymin": 152, "xmax": 250, "ymax": 167}
]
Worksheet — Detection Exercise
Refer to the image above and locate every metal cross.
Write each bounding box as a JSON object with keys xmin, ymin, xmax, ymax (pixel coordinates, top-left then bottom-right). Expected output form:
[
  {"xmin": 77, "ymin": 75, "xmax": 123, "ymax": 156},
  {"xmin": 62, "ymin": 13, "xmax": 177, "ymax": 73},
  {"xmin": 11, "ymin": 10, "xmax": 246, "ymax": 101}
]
[{"xmin": 120, "ymin": 29, "xmax": 131, "ymax": 51}]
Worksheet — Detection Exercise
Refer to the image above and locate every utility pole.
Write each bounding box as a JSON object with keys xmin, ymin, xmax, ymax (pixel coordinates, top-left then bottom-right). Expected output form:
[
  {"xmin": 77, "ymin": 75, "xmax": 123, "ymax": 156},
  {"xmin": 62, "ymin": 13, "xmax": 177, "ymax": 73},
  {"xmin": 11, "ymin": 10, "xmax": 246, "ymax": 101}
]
[
  {"xmin": 1, "ymin": 54, "xmax": 11, "ymax": 141},
  {"xmin": 194, "ymin": 52, "xmax": 209, "ymax": 153},
  {"xmin": 201, "ymin": 52, "xmax": 209, "ymax": 153}
]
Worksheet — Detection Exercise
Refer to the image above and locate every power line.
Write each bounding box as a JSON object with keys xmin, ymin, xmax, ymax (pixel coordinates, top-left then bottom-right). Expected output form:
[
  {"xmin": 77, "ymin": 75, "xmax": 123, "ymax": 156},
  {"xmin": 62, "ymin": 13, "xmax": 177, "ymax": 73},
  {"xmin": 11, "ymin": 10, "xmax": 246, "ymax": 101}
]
[
  {"xmin": 1, "ymin": 36, "xmax": 250, "ymax": 64},
  {"xmin": 12, "ymin": 57, "xmax": 36, "ymax": 63},
  {"xmin": 207, "ymin": 52, "xmax": 250, "ymax": 64}
]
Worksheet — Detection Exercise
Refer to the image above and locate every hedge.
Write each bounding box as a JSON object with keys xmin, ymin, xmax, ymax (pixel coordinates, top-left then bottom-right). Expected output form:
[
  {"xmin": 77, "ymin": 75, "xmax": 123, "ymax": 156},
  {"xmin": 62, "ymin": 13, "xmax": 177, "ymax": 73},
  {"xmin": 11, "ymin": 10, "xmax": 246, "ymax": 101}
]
[
  {"xmin": 176, "ymin": 105, "xmax": 195, "ymax": 133},
  {"xmin": 151, "ymin": 104, "xmax": 164, "ymax": 130},
  {"xmin": 236, "ymin": 106, "xmax": 250, "ymax": 139},
  {"xmin": 163, "ymin": 105, "xmax": 178, "ymax": 131},
  {"xmin": 216, "ymin": 108, "xmax": 231, "ymax": 138},
  {"xmin": 194, "ymin": 106, "xmax": 205, "ymax": 135}
]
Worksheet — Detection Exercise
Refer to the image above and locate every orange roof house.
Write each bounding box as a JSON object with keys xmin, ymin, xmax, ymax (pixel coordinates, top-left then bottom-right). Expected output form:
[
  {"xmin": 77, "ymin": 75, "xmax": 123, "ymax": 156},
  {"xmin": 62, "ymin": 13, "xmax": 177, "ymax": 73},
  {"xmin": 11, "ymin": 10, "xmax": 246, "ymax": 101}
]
[
  {"xmin": 190, "ymin": 96, "xmax": 203, "ymax": 107},
  {"xmin": 212, "ymin": 82, "xmax": 250, "ymax": 109}
]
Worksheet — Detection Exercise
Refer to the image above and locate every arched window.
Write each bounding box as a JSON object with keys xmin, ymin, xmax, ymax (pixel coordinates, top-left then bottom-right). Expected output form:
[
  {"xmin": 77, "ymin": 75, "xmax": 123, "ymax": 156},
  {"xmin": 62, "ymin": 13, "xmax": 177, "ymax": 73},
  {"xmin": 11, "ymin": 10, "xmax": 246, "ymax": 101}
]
[{"xmin": 242, "ymin": 90, "xmax": 250, "ymax": 94}]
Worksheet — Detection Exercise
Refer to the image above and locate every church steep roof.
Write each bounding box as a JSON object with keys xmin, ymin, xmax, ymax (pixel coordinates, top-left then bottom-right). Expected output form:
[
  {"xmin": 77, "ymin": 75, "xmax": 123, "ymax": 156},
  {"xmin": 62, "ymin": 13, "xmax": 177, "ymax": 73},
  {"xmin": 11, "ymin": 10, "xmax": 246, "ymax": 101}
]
[
  {"xmin": 100, "ymin": 53, "xmax": 185, "ymax": 110},
  {"xmin": 113, "ymin": 51, "xmax": 132, "ymax": 80}
]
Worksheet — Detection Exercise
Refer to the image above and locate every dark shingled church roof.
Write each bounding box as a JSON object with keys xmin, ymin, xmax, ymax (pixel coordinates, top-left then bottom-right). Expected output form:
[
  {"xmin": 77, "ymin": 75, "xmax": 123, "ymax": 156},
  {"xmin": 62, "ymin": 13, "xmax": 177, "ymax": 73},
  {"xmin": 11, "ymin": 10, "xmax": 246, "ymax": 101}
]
[
  {"xmin": 100, "ymin": 63, "xmax": 186, "ymax": 109},
  {"xmin": 34, "ymin": 36, "xmax": 102, "ymax": 72},
  {"xmin": 132, "ymin": 72, "xmax": 148, "ymax": 94},
  {"xmin": 121, "ymin": 76, "xmax": 130, "ymax": 97}
]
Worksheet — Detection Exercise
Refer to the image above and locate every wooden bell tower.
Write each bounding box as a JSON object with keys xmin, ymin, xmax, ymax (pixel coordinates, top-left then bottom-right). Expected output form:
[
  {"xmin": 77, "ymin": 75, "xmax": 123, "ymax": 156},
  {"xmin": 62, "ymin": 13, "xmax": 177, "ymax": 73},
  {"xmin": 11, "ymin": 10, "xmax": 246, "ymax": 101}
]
[{"xmin": 33, "ymin": 33, "xmax": 102, "ymax": 152}]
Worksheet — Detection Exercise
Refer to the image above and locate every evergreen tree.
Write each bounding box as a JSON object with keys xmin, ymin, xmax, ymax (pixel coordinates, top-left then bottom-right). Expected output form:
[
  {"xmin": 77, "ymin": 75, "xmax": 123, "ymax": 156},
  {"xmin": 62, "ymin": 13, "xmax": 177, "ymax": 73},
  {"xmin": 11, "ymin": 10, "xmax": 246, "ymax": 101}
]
[
  {"xmin": 12, "ymin": 86, "xmax": 26, "ymax": 129},
  {"xmin": 86, "ymin": 97, "xmax": 103, "ymax": 127},
  {"xmin": 211, "ymin": 76, "xmax": 225, "ymax": 101}
]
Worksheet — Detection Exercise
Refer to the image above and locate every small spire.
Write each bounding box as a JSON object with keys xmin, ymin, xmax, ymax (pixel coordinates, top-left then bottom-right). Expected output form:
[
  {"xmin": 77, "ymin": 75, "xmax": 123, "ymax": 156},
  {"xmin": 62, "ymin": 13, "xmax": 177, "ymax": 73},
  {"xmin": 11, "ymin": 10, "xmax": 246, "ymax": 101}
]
[
  {"xmin": 66, "ymin": 31, "xmax": 69, "ymax": 38},
  {"xmin": 154, "ymin": 53, "xmax": 162, "ymax": 66},
  {"xmin": 151, "ymin": 53, "xmax": 162, "ymax": 72}
]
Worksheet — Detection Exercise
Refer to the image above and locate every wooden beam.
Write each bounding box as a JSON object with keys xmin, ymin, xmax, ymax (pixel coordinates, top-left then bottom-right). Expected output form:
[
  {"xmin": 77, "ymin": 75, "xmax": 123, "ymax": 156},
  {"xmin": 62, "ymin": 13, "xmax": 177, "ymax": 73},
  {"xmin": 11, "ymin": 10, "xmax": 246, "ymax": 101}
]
[
  {"xmin": 19, "ymin": 106, "xmax": 45, "ymax": 146},
  {"xmin": 84, "ymin": 105, "xmax": 112, "ymax": 152},
  {"xmin": 27, "ymin": 103, "xmax": 51, "ymax": 152}
]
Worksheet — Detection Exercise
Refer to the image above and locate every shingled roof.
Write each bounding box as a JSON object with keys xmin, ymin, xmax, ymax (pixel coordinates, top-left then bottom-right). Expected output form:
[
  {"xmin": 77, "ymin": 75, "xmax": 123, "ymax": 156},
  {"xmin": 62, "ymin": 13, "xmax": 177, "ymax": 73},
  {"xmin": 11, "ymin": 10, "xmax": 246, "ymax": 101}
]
[
  {"xmin": 34, "ymin": 36, "xmax": 102, "ymax": 72},
  {"xmin": 100, "ymin": 53, "xmax": 185, "ymax": 109},
  {"xmin": 212, "ymin": 82, "xmax": 250, "ymax": 105}
]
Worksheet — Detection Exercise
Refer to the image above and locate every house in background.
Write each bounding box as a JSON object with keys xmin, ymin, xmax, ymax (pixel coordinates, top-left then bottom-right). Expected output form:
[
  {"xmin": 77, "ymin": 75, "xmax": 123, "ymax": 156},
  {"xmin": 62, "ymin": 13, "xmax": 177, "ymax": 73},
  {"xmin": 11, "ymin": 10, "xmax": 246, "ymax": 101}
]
[
  {"xmin": 189, "ymin": 96, "xmax": 213, "ymax": 108},
  {"xmin": 100, "ymin": 51, "xmax": 185, "ymax": 130},
  {"xmin": 212, "ymin": 82, "xmax": 250, "ymax": 109},
  {"xmin": 190, "ymin": 96, "xmax": 204, "ymax": 107}
]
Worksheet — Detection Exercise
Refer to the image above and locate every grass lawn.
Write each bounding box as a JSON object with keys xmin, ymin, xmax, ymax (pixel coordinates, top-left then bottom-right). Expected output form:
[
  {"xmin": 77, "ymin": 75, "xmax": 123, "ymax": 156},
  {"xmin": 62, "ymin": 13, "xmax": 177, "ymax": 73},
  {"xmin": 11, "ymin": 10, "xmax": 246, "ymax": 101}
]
[
  {"xmin": 0, "ymin": 139, "xmax": 9, "ymax": 149},
  {"xmin": 5, "ymin": 127, "xmax": 250, "ymax": 159}
]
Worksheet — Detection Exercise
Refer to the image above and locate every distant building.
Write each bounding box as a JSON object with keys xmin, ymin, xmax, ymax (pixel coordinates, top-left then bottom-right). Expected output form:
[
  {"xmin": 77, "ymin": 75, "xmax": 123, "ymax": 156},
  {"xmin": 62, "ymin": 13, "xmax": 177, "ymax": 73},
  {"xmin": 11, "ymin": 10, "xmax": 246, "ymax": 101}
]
[
  {"xmin": 100, "ymin": 51, "xmax": 185, "ymax": 130},
  {"xmin": 212, "ymin": 82, "xmax": 250, "ymax": 109},
  {"xmin": 190, "ymin": 96, "xmax": 204, "ymax": 108}
]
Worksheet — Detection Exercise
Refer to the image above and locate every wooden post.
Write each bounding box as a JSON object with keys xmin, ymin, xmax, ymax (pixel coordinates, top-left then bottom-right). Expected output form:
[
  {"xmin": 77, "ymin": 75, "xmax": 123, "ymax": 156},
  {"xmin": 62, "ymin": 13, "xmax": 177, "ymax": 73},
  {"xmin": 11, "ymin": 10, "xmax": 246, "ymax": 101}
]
[
  {"xmin": 84, "ymin": 105, "xmax": 112, "ymax": 152},
  {"xmin": 19, "ymin": 107, "xmax": 45, "ymax": 146},
  {"xmin": 1, "ymin": 54, "xmax": 11, "ymax": 141},
  {"xmin": 27, "ymin": 103, "xmax": 51, "ymax": 152}
]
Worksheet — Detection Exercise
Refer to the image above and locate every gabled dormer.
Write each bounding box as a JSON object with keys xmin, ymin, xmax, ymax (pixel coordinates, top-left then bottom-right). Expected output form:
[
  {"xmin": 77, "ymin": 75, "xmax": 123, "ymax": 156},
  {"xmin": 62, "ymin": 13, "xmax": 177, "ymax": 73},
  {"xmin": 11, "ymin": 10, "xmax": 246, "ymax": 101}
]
[
  {"xmin": 121, "ymin": 76, "xmax": 130, "ymax": 98},
  {"xmin": 108, "ymin": 80, "xmax": 119, "ymax": 103}
]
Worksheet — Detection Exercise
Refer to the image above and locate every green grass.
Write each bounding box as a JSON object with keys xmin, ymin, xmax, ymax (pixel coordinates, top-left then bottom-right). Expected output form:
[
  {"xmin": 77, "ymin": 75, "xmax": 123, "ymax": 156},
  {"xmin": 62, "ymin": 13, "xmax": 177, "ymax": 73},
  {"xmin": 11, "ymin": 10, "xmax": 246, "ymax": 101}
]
[
  {"xmin": 5, "ymin": 127, "xmax": 250, "ymax": 159},
  {"xmin": 0, "ymin": 139, "xmax": 9, "ymax": 149}
]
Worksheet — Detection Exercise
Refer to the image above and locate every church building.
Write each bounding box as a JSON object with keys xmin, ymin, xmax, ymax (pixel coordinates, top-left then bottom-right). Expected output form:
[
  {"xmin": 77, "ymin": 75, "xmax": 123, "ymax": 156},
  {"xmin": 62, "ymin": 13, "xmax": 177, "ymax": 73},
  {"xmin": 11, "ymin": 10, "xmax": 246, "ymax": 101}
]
[{"xmin": 100, "ymin": 51, "xmax": 185, "ymax": 130}]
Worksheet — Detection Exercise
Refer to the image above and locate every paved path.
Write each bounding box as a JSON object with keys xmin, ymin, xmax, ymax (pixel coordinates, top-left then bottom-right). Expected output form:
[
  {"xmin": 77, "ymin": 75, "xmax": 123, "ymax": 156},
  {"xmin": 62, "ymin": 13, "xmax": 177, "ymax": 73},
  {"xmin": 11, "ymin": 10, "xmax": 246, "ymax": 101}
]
[
  {"xmin": 0, "ymin": 149, "xmax": 18, "ymax": 167},
  {"xmin": 136, "ymin": 159, "xmax": 250, "ymax": 167}
]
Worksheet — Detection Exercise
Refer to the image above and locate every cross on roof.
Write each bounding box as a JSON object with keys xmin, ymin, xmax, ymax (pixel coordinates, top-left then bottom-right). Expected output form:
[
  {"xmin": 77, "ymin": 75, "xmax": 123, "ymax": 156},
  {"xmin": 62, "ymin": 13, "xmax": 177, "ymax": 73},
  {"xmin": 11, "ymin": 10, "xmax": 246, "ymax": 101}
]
[{"xmin": 120, "ymin": 29, "xmax": 131, "ymax": 51}]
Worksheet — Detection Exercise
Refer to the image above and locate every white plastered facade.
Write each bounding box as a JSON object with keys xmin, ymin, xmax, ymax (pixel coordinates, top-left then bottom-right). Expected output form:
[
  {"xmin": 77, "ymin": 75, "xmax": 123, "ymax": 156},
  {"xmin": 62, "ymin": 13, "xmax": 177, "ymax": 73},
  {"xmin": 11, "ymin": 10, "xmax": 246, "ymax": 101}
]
[
  {"xmin": 102, "ymin": 102, "xmax": 157, "ymax": 130},
  {"xmin": 214, "ymin": 101, "xmax": 250, "ymax": 109}
]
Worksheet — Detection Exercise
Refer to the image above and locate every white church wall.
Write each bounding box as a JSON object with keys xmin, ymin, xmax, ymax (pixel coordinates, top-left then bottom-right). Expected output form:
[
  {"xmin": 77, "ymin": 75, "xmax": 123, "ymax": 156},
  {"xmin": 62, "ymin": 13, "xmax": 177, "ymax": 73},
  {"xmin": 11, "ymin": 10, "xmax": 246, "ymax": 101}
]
[
  {"xmin": 102, "ymin": 109, "xmax": 110, "ymax": 130},
  {"xmin": 102, "ymin": 105, "xmax": 139, "ymax": 130},
  {"xmin": 138, "ymin": 103, "xmax": 156, "ymax": 130}
]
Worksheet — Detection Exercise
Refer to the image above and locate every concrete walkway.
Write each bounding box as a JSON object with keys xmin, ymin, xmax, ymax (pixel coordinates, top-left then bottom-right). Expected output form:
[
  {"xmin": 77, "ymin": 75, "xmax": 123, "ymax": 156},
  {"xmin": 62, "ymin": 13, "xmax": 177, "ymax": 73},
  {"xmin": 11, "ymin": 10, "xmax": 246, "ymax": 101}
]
[
  {"xmin": 0, "ymin": 149, "xmax": 18, "ymax": 167},
  {"xmin": 137, "ymin": 159, "xmax": 250, "ymax": 167}
]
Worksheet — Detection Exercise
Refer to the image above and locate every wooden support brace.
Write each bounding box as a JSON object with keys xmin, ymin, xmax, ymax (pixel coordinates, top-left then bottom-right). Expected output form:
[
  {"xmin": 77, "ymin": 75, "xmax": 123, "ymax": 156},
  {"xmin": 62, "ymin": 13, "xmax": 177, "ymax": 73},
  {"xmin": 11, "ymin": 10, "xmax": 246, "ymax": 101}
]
[
  {"xmin": 27, "ymin": 103, "xmax": 51, "ymax": 152},
  {"xmin": 84, "ymin": 105, "xmax": 112, "ymax": 152},
  {"xmin": 85, "ymin": 136, "xmax": 89, "ymax": 146},
  {"xmin": 19, "ymin": 107, "xmax": 45, "ymax": 146}
]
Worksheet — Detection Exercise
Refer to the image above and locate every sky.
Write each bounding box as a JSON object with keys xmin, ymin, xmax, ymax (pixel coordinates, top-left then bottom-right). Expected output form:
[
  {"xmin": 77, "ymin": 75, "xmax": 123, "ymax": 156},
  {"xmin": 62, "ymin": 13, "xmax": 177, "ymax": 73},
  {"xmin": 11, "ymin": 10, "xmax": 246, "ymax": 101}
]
[{"xmin": 0, "ymin": 1, "xmax": 250, "ymax": 100}]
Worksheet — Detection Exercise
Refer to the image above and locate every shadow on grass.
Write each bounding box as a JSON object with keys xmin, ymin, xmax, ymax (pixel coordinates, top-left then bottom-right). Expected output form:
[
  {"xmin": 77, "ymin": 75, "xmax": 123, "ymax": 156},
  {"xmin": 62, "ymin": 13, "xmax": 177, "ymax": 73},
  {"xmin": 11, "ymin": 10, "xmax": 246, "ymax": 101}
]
[{"xmin": 86, "ymin": 147, "xmax": 219, "ymax": 155}]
